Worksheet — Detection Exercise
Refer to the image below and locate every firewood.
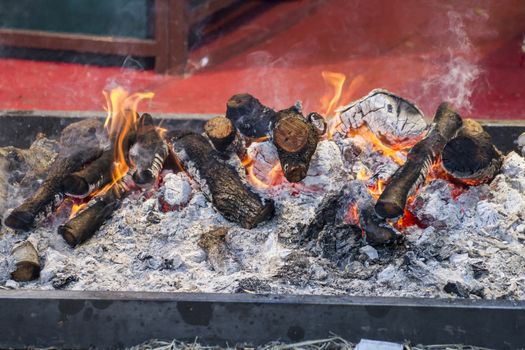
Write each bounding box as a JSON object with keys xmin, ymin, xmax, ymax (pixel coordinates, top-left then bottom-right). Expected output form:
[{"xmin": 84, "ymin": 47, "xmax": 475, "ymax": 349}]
[
  {"xmin": 358, "ymin": 207, "xmax": 401, "ymax": 245},
  {"xmin": 11, "ymin": 240, "xmax": 40, "ymax": 282},
  {"xmin": 198, "ymin": 227, "xmax": 241, "ymax": 275},
  {"xmin": 4, "ymin": 146, "xmax": 103, "ymax": 230},
  {"xmin": 226, "ymin": 93, "xmax": 278, "ymax": 138},
  {"xmin": 0, "ymin": 157, "xmax": 7, "ymax": 224},
  {"xmin": 62, "ymin": 150, "xmax": 114, "ymax": 197},
  {"xmin": 204, "ymin": 116, "xmax": 247, "ymax": 159},
  {"xmin": 441, "ymin": 119, "xmax": 503, "ymax": 185},
  {"xmin": 131, "ymin": 114, "xmax": 168, "ymax": 186},
  {"xmin": 375, "ymin": 102, "xmax": 463, "ymax": 219},
  {"xmin": 272, "ymin": 107, "xmax": 319, "ymax": 182},
  {"xmin": 58, "ymin": 179, "xmax": 129, "ymax": 247},
  {"xmin": 172, "ymin": 132, "xmax": 274, "ymax": 229}
]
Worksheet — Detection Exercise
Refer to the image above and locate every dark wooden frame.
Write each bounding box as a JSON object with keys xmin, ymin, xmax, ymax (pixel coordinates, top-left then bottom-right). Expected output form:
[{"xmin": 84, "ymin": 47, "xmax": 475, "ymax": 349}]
[{"xmin": 0, "ymin": 0, "xmax": 238, "ymax": 74}]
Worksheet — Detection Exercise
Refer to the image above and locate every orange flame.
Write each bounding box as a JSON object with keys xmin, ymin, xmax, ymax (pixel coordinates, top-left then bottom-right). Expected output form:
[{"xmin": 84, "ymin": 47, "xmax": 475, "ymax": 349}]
[
  {"xmin": 348, "ymin": 126, "xmax": 406, "ymax": 165},
  {"xmin": 103, "ymin": 87, "xmax": 154, "ymax": 185},
  {"xmin": 242, "ymin": 154, "xmax": 284, "ymax": 189}
]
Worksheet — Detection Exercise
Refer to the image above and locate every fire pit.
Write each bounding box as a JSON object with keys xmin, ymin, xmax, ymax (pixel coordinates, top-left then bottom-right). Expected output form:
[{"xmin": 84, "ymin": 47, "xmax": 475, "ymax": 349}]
[{"xmin": 0, "ymin": 88, "xmax": 525, "ymax": 348}]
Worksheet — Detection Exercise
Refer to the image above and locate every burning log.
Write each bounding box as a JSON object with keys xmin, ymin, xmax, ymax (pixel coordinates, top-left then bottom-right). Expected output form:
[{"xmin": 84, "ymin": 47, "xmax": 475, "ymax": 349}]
[
  {"xmin": 4, "ymin": 119, "xmax": 106, "ymax": 230},
  {"xmin": 172, "ymin": 132, "xmax": 274, "ymax": 229},
  {"xmin": 131, "ymin": 114, "xmax": 169, "ymax": 186},
  {"xmin": 272, "ymin": 106, "xmax": 319, "ymax": 182},
  {"xmin": 358, "ymin": 207, "xmax": 401, "ymax": 245},
  {"xmin": 441, "ymin": 119, "xmax": 503, "ymax": 185},
  {"xmin": 198, "ymin": 227, "xmax": 241, "ymax": 275},
  {"xmin": 58, "ymin": 178, "xmax": 130, "ymax": 247},
  {"xmin": 375, "ymin": 103, "xmax": 463, "ymax": 219},
  {"xmin": 204, "ymin": 116, "xmax": 247, "ymax": 159},
  {"xmin": 226, "ymin": 93, "xmax": 278, "ymax": 138},
  {"xmin": 339, "ymin": 89, "xmax": 427, "ymax": 147},
  {"xmin": 10, "ymin": 240, "xmax": 40, "ymax": 282}
]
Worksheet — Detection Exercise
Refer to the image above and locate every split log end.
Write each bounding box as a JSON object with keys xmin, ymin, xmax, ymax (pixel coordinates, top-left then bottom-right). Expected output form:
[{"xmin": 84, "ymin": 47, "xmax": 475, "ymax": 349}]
[
  {"xmin": 11, "ymin": 241, "xmax": 40, "ymax": 282},
  {"xmin": 204, "ymin": 116, "xmax": 236, "ymax": 152},
  {"xmin": 62, "ymin": 174, "xmax": 90, "ymax": 197}
]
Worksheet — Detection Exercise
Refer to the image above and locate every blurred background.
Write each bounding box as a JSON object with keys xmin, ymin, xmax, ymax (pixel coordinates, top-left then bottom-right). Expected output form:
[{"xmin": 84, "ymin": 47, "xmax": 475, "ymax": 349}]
[{"xmin": 0, "ymin": 0, "xmax": 524, "ymax": 120}]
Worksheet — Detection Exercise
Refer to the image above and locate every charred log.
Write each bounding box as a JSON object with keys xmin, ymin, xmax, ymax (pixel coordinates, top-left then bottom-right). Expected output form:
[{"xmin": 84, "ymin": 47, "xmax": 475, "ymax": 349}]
[
  {"xmin": 272, "ymin": 107, "xmax": 319, "ymax": 182},
  {"xmin": 307, "ymin": 112, "xmax": 327, "ymax": 136},
  {"xmin": 442, "ymin": 119, "xmax": 503, "ymax": 185},
  {"xmin": 172, "ymin": 132, "xmax": 274, "ymax": 229},
  {"xmin": 4, "ymin": 146, "xmax": 103, "ymax": 230},
  {"xmin": 375, "ymin": 102, "xmax": 463, "ymax": 219},
  {"xmin": 58, "ymin": 179, "xmax": 129, "ymax": 247},
  {"xmin": 131, "ymin": 113, "xmax": 168, "ymax": 186},
  {"xmin": 0, "ymin": 157, "xmax": 7, "ymax": 224},
  {"xmin": 204, "ymin": 116, "xmax": 247, "ymax": 160},
  {"xmin": 226, "ymin": 93, "xmax": 278, "ymax": 138},
  {"xmin": 11, "ymin": 240, "xmax": 40, "ymax": 282},
  {"xmin": 198, "ymin": 227, "xmax": 241, "ymax": 275},
  {"xmin": 62, "ymin": 150, "xmax": 114, "ymax": 197},
  {"xmin": 358, "ymin": 207, "xmax": 402, "ymax": 245}
]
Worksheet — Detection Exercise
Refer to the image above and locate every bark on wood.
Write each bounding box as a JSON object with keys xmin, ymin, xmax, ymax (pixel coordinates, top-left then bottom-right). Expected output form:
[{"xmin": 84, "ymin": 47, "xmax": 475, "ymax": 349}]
[
  {"xmin": 358, "ymin": 207, "xmax": 401, "ymax": 245},
  {"xmin": 272, "ymin": 107, "xmax": 319, "ymax": 183},
  {"xmin": 131, "ymin": 114, "xmax": 168, "ymax": 186},
  {"xmin": 58, "ymin": 179, "xmax": 129, "ymax": 247},
  {"xmin": 11, "ymin": 240, "xmax": 40, "ymax": 282},
  {"xmin": 198, "ymin": 227, "xmax": 241, "ymax": 275},
  {"xmin": 172, "ymin": 132, "xmax": 274, "ymax": 229},
  {"xmin": 226, "ymin": 93, "xmax": 278, "ymax": 138},
  {"xmin": 442, "ymin": 119, "xmax": 503, "ymax": 185},
  {"xmin": 375, "ymin": 102, "xmax": 463, "ymax": 219},
  {"xmin": 4, "ymin": 146, "xmax": 103, "ymax": 230},
  {"xmin": 62, "ymin": 150, "xmax": 114, "ymax": 197},
  {"xmin": 204, "ymin": 116, "xmax": 247, "ymax": 160},
  {"xmin": 0, "ymin": 157, "xmax": 7, "ymax": 225}
]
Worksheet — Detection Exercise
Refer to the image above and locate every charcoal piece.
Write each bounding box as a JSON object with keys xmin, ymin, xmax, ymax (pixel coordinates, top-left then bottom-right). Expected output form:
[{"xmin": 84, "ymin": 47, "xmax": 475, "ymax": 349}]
[
  {"xmin": 443, "ymin": 281, "xmax": 470, "ymax": 298},
  {"xmin": 375, "ymin": 102, "xmax": 463, "ymax": 219},
  {"xmin": 58, "ymin": 179, "xmax": 128, "ymax": 247},
  {"xmin": 442, "ymin": 119, "xmax": 503, "ymax": 185},
  {"xmin": 11, "ymin": 240, "xmax": 40, "ymax": 282},
  {"xmin": 172, "ymin": 132, "xmax": 274, "ymax": 229},
  {"xmin": 235, "ymin": 277, "xmax": 271, "ymax": 294},
  {"xmin": 272, "ymin": 106, "xmax": 319, "ymax": 182},
  {"xmin": 52, "ymin": 275, "xmax": 79, "ymax": 289},
  {"xmin": 198, "ymin": 227, "xmax": 241, "ymax": 275},
  {"xmin": 226, "ymin": 93, "xmax": 278, "ymax": 138}
]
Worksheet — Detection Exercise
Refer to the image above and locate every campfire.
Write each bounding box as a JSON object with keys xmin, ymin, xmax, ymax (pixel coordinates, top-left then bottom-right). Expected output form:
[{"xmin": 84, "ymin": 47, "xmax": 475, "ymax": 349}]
[{"xmin": 1, "ymin": 78, "xmax": 524, "ymax": 300}]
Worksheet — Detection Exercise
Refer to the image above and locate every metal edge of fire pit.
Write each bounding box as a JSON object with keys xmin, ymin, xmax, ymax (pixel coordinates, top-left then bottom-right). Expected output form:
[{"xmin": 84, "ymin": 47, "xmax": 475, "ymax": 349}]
[{"xmin": 0, "ymin": 290, "xmax": 524, "ymax": 349}]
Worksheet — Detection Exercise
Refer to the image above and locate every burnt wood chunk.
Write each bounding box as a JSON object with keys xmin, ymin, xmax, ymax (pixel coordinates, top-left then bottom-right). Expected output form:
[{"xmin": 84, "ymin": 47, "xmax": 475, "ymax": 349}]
[
  {"xmin": 131, "ymin": 114, "xmax": 168, "ymax": 186},
  {"xmin": 11, "ymin": 240, "xmax": 40, "ymax": 282},
  {"xmin": 226, "ymin": 93, "xmax": 278, "ymax": 138},
  {"xmin": 62, "ymin": 150, "xmax": 113, "ymax": 197},
  {"xmin": 272, "ymin": 107, "xmax": 319, "ymax": 183},
  {"xmin": 58, "ymin": 180, "xmax": 128, "ymax": 247},
  {"xmin": 375, "ymin": 102, "xmax": 463, "ymax": 219},
  {"xmin": 172, "ymin": 132, "xmax": 274, "ymax": 229},
  {"xmin": 198, "ymin": 227, "xmax": 241, "ymax": 274},
  {"xmin": 307, "ymin": 112, "xmax": 327, "ymax": 136},
  {"xmin": 442, "ymin": 119, "xmax": 503, "ymax": 185},
  {"xmin": 204, "ymin": 116, "xmax": 237, "ymax": 152}
]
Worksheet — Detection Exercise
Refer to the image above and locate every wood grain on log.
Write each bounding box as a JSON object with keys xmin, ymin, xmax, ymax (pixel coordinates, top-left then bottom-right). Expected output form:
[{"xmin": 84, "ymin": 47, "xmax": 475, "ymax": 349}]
[
  {"xmin": 375, "ymin": 102, "xmax": 463, "ymax": 219},
  {"xmin": 172, "ymin": 132, "xmax": 274, "ymax": 229},
  {"xmin": 226, "ymin": 93, "xmax": 278, "ymax": 138},
  {"xmin": 442, "ymin": 119, "xmax": 502, "ymax": 185},
  {"xmin": 272, "ymin": 107, "xmax": 319, "ymax": 183},
  {"xmin": 11, "ymin": 240, "xmax": 40, "ymax": 282},
  {"xmin": 204, "ymin": 116, "xmax": 237, "ymax": 152}
]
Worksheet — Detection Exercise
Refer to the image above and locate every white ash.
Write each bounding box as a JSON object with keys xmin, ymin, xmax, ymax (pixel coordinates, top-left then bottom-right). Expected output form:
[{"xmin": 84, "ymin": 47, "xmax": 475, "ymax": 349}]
[
  {"xmin": 0, "ymin": 134, "xmax": 525, "ymax": 300},
  {"xmin": 160, "ymin": 172, "xmax": 192, "ymax": 207},
  {"xmin": 516, "ymin": 132, "xmax": 525, "ymax": 157}
]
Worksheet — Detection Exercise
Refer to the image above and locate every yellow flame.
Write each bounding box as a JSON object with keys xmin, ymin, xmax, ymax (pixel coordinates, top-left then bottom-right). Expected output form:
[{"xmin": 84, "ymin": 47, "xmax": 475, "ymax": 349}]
[{"xmin": 103, "ymin": 87, "xmax": 154, "ymax": 185}]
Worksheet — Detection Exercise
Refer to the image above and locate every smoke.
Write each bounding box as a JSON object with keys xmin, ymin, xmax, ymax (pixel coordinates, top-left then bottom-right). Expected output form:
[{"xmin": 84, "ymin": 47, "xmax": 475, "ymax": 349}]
[{"xmin": 422, "ymin": 11, "xmax": 483, "ymax": 112}]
